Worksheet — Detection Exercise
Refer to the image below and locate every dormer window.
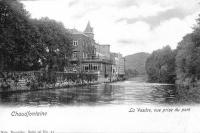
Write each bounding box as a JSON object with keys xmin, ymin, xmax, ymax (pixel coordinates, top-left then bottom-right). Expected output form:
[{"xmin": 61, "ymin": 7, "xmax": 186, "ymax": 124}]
[{"xmin": 73, "ymin": 40, "xmax": 78, "ymax": 46}]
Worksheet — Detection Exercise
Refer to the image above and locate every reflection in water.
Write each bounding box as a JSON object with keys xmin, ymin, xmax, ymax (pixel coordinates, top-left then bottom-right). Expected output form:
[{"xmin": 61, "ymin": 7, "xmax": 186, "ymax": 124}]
[{"xmin": 0, "ymin": 80, "xmax": 178, "ymax": 106}]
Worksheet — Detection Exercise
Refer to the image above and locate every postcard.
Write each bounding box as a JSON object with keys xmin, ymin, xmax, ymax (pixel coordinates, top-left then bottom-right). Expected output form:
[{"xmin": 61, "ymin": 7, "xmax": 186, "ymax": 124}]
[{"xmin": 0, "ymin": 0, "xmax": 200, "ymax": 132}]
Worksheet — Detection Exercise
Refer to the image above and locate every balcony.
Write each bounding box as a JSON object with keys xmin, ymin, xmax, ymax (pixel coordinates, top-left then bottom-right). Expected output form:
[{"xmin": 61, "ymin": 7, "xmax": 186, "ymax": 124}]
[
  {"xmin": 70, "ymin": 54, "xmax": 114, "ymax": 64},
  {"xmin": 81, "ymin": 57, "xmax": 113, "ymax": 64}
]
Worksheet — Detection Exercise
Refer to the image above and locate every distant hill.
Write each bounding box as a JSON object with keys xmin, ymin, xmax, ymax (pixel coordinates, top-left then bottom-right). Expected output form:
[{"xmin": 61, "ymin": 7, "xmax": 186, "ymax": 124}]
[{"xmin": 125, "ymin": 52, "xmax": 150, "ymax": 75}]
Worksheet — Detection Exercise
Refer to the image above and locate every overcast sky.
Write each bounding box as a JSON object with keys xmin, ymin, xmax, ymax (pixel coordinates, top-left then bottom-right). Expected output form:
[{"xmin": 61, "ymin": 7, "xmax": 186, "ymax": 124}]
[{"xmin": 22, "ymin": 0, "xmax": 200, "ymax": 56}]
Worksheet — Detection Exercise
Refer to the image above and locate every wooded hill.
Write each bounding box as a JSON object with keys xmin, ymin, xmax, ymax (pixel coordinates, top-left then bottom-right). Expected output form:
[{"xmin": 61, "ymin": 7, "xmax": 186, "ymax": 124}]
[{"xmin": 125, "ymin": 52, "xmax": 150, "ymax": 75}]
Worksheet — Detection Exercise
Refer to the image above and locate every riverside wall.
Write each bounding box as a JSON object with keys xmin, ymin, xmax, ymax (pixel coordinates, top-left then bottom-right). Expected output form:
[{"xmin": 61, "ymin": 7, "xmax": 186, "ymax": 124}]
[{"xmin": 0, "ymin": 71, "xmax": 122, "ymax": 93}]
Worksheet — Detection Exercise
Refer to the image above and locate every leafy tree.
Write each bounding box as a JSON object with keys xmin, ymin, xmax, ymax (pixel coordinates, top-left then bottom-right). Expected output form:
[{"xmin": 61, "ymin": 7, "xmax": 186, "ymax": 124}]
[
  {"xmin": 0, "ymin": 0, "xmax": 43, "ymax": 71},
  {"xmin": 32, "ymin": 17, "xmax": 73, "ymax": 72},
  {"xmin": 0, "ymin": 0, "xmax": 73, "ymax": 73},
  {"xmin": 145, "ymin": 46, "xmax": 176, "ymax": 83},
  {"xmin": 176, "ymin": 29, "xmax": 200, "ymax": 86},
  {"xmin": 125, "ymin": 69, "xmax": 138, "ymax": 78}
]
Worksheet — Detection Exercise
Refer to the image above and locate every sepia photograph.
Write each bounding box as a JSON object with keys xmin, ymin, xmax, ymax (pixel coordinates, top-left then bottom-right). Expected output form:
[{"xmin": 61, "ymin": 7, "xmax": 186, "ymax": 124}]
[{"xmin": 0, "ymin": 0, "xmax": 200, "ymax": 132}]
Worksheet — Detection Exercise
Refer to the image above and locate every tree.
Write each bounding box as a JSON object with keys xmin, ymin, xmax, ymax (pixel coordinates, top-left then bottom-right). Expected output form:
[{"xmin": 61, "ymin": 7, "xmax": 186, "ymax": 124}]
[
  {"xmin": 145, "ymin": 46, "xmax": 176, "ymax": 83},
  {"xmin": 33, "ymin": 17, "xmax": 73, "ymax": 72},
  {"xmin": 0, "ymin": 1, "xmax": 73, "ymax": 72},
  {"xmin": 176, "ymin": 30, "xmax": 200, "ymax": 86},
  {"xmin": 0, "ymin": 0, "xmax": 43, "ymax": 71},
  {"xmin": 125, "ymin": 69, "xmax": 138, "ymax": 78}
]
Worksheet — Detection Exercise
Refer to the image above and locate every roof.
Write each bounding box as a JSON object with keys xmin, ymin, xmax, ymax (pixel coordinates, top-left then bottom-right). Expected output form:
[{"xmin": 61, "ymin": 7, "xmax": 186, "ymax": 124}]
[{"xmin": 84, "ymin": 21, "xmax": 93, "ymax": 33}]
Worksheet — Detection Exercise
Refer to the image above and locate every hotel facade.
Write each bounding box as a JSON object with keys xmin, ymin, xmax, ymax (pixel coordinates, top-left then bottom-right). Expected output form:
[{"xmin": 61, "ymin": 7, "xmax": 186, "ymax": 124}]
[{"xmin": 66, "ymin": 22, "xmax": 125, "ymax": 82}]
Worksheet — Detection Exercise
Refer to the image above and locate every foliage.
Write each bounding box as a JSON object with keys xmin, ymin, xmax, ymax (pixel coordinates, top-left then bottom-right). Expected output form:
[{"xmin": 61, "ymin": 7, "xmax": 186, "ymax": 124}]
[
  {"xmin": 125, "ymin": 69, "xmax": 139, "ymax": 78},
  {"xmin": 0, "ymin": 0, "xmax": 73, "ymax": 72},
  {"xmin": 145, "ymin": 13, "xmax": 200, "ymax": 101},
  {"xmin": 145, "ymin": 46, "xmax": 176, "ymax": 83},
  {"xmin": 32, "ymin": 17, "xmax": 73, "ymax": 72},
  {"xmin": 176, "ymin": 28, "xmax": 200, "ymax": 86},
  {"xmin": 125, "ymin": 52, "xmax": 150, "ymax": 75},
  {"xmin": 0, "ymin": 0, "xmax": 41, "ymax": 71}
]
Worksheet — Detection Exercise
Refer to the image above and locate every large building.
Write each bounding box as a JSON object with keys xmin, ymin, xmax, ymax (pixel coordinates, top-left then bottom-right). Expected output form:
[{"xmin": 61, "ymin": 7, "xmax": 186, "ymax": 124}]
[
  {"xmin": 111, "ymin": 52, "xmax": 125, "ymax": 80},
  {"xmin": 67, "ymin": 22, "xmax": 125, "ymax": 82}
]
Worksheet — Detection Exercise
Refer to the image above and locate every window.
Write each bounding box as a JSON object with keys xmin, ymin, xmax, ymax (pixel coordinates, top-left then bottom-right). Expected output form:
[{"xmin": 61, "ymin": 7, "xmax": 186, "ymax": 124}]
[
  {"xmin": 85, "ymin": 66, "xmax": 89, "ymax": 71},
  {"xmin": 93, "ymin": 65, "xmax": 98, "ymax": 70},
  {"xmin": 72, "ymin": 51, "xmax": 78, "ymax": 58},
  {"xmin": 73, "ymin": 40, "xmax": 78, "ymax": 46},
  {"xmin": 84, "ymin": 64, "xmax": 98, "ymax": 71},
  {"xmin": 83, "ymin": 65, "xmax": 89, "ymax": 71}
]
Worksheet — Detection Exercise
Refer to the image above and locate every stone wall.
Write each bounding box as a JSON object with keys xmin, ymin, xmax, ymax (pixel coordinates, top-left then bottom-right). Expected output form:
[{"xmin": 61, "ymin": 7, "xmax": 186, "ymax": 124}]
[{"xmin": 0, "ymin": 71, "xmax": 98, "ymax": 93}]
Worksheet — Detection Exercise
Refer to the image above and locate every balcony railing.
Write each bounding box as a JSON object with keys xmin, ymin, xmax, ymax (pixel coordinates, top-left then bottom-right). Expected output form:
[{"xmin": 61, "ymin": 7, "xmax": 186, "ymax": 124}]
[
  {"xmin": 82, "ymin": 57, "xmax": 113, "ymax": 64},
  {"xmin": 70, "ymin": 56, "xmax": 113, "ymax": 64}
]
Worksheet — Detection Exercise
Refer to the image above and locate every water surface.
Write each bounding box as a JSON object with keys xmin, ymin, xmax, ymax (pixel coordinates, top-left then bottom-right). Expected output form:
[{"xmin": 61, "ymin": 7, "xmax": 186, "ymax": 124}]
[{"xmin": 0, "ymin": 78, "xmax": 179, "ymax": 106}]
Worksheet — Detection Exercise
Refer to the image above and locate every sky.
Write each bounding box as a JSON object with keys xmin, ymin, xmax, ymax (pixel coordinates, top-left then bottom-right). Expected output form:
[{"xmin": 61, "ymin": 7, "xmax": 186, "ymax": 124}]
[{"xmin": 22, "ymin": 0, "xmax": 200, "ymax": 56}]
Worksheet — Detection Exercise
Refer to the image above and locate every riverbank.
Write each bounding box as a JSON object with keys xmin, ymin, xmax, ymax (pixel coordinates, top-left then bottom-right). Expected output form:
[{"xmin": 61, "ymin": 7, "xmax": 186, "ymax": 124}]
[
  {"xmin": 0, "ymin": 82, "xmax": 100, "ymax": 94},
  {"xmin": 142, "ymin": 75, "xmax": 200, "ymax": 104},
  {"xmin": 0, "ymin": 71, "xmax": 126, "ymax": 94},
  {"xmin": 0, "ymin": 78, "xmax": 120, "ymax": 94},
  {"xmin": 126, "ymin": 75, "xmax": 148, "ymax": 82},
  {"xmin": 175, "ymin": 85, "xmax": 200, "ymax": 104},
  {"xmin": 136, "ymin": 75, "xmax": 200, "ymax": 104}
]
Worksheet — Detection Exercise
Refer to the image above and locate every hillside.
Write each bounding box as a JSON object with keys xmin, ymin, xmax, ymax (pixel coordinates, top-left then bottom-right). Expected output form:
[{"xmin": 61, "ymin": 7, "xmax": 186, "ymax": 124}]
[{"xmin": 125, "ymin": 52, "xmax": 150, "ymax": 75}]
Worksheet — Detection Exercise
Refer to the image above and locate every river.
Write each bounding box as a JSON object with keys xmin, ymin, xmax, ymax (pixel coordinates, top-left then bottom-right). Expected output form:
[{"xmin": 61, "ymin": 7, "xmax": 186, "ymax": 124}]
[{"xmin": 0, "ymin": 76, "xmax": 181, "ymax": 106}]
